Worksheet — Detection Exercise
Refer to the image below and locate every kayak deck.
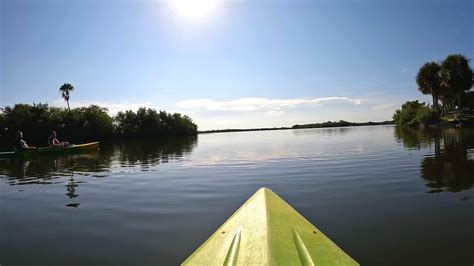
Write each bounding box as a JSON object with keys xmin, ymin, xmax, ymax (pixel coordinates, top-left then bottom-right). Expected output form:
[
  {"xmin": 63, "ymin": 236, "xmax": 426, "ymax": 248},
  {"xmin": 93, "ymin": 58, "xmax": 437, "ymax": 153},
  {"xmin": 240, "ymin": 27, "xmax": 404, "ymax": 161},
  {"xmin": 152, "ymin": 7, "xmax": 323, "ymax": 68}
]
[
  {"xmin": 182, "ymin": 187, "xmax": 359, "ymax": 265},
  {"xmin": 0, "ymin": 142, "xmax": 99, "ymax": 159}
]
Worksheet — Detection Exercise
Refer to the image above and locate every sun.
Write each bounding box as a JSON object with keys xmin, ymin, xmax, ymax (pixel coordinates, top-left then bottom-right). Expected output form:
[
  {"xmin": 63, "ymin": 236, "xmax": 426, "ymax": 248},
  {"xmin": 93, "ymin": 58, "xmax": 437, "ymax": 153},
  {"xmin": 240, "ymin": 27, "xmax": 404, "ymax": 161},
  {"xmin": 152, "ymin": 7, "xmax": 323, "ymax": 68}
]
[{"xmin": 170, "ymin": 0, "xmax": 219, "ymax": 19}]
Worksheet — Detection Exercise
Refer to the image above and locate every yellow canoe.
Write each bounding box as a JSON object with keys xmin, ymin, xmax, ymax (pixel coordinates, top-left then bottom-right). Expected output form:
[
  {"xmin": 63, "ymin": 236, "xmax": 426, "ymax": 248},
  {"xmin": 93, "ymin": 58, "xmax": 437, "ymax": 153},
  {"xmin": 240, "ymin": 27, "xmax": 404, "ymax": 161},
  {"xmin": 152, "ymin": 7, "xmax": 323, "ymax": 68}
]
[{"xmin": 183, "ymin": 187, "xmax": 359, "ymax": 265}]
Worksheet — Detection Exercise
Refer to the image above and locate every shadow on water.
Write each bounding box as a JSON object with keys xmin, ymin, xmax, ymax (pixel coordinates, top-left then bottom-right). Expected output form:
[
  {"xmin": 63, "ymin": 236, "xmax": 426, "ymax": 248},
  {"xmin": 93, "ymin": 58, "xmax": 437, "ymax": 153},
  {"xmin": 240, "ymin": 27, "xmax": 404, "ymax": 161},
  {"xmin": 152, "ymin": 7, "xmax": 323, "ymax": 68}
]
[{"xmin": 395, "ymin": 127, "xmax": 474, "ymax": 192}]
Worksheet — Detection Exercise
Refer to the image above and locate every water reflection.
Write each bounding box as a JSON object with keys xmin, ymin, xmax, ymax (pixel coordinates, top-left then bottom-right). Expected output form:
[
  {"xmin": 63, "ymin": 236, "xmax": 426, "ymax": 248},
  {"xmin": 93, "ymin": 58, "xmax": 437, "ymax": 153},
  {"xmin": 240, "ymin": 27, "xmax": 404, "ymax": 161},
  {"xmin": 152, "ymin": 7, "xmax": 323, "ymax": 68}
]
[
  {"xmin": 395, "ymin": 127, "xmax": 474, "ymax": 192},
  {"xmin": 0, "ymin": 137, "xmax": 198, "ymax": 206},
  {"xmin": 1, "ymin": 127, "xmax": 473, "ymax": 266},
  {"xmin": 292, "ymin": 127, "xmax": 351, "ymax": 136},
  {"xmin": 65, "ymin": 176, "xmax": 81, "ymax": 208},
  {"xmin": 116, "ymin": 137, "xmax": 197, "ymax": 168},
  {"xmin": 0, "ymin": 137, "xmax": 197, "ymax": 180},
  {"xmin": 0, "ymin": 153, "xmax": 109, "ymax": 184},
  {"xmin": 66, "ymin": 177, "xmax": 79, "ymax": 199}
]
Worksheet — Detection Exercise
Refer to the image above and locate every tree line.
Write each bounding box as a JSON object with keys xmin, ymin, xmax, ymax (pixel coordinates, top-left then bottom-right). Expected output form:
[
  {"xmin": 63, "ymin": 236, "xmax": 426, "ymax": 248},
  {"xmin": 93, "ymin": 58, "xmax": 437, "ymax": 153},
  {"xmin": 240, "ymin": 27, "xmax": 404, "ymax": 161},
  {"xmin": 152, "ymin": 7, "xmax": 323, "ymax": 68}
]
[
  {"xmin": 0, "ymin": 103, "xmax": 197, "ymax": 149},
  {"xmin": 198, "ymin": 120, "xmax": 393, "ymax": 134},
  {"xmin": 292, "ymin": 120, "xmax": 393, "ymax": 129},
  {"xmin": 394, "ymin": 54, "xmax": 474, "ymax": 127}
]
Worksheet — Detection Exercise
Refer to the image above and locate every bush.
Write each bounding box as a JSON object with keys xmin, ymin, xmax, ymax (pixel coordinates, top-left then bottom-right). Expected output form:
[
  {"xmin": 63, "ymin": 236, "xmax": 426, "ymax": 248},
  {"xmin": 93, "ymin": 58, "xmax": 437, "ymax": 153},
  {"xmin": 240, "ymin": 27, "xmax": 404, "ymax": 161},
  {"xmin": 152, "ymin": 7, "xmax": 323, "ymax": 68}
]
[
  {"xmin": 114, "ymin": 108, "xmax": 197, "ymax": 138},
  {"xmin": 393, "ymin": 101, "xmax": 439, "ymax": 127},
  {"xmin": 415, "ymin": 106, "xmax": 439, "ymax": 126}
]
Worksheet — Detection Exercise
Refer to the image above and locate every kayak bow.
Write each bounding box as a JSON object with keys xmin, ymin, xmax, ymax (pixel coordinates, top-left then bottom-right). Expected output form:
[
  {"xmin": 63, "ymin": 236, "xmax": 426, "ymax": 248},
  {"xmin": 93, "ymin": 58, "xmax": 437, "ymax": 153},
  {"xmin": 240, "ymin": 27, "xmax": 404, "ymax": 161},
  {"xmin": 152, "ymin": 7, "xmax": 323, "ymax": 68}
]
[{"xmin": 182, "ymin": 187, "xmax": 359, "ymax": 266}]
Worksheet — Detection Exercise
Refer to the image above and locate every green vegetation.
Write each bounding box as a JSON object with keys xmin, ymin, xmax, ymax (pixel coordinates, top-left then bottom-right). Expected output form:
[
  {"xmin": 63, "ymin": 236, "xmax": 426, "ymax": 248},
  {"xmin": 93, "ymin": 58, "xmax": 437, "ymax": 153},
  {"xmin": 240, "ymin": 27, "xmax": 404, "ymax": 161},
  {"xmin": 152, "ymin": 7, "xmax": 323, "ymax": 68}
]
[
  {"xmin": 396, "ymin": 54, "xmax": 474, "ymax": 127},
  {"xmin": 416, "ymin": 62, "xmax": 441, "ymax": 110},
  {"xmin": 393, "ymin": 101, "xmax": 439, "ymax": 127},
  {"xmin": 415, "ymin": 105, "xmax": 439, "ymax": 126},
  {"xmin": 439, "ymin": 55, "xmax": 473, "ymax": 110},
  {"xmin": 0, "ymin": 103, "xmax": 197, "ymax": 149},
  {"xmin": 115, "ymin": 108, "xmax": 198, "ymax": 138}
]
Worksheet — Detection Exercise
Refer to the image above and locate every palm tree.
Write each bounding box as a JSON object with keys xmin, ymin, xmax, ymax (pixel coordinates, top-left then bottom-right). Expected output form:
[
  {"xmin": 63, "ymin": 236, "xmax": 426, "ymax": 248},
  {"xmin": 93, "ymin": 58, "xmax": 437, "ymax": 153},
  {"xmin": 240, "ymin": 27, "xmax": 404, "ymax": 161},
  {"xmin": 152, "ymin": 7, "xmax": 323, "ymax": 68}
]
[
  {"xmin": 439, "ymin": 54, "xmax": 473, "ymax": 110},
  {"xmin": 416, "ymin": 62, "xmax": 441, "ymax": 110},
  {"xmin": 59, "ymin": 83, "xmax": 74, "ymax": 111}
]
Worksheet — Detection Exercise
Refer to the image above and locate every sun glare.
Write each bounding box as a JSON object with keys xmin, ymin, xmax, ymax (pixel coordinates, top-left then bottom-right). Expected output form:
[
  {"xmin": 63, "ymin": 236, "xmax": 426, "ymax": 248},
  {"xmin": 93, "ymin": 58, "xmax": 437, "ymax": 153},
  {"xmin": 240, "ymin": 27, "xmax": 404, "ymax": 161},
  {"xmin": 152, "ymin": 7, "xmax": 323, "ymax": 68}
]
[{"xmin": 170, "ymin": 0, "xmax": 218, "ymax": 19}]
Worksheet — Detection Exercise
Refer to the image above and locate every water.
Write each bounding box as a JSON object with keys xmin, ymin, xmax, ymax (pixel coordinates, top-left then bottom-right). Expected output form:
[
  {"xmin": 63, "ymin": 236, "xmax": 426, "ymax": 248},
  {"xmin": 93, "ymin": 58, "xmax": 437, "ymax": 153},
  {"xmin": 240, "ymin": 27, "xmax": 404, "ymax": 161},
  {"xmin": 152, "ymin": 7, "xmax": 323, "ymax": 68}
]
[{"xmin": 0, "ymin": 126, "xmax": 473, "ymax": 265}]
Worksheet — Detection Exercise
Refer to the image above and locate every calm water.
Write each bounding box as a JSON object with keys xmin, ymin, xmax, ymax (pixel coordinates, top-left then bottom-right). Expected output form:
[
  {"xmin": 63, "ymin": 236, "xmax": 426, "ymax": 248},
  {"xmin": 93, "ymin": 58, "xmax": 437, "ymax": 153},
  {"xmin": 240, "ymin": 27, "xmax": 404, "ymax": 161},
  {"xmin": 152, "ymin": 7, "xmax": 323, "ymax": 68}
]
[{"xmin": 1, "ymin": 126, "xmax": 473, "ymax": 266}]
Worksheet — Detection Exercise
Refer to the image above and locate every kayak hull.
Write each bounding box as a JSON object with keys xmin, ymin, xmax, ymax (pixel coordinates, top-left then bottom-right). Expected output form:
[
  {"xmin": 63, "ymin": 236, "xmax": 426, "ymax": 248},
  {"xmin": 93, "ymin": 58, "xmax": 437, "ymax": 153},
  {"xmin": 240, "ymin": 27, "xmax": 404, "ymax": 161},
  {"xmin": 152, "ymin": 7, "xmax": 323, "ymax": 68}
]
[
  {"xmin": 0, "ymin": 142, "xmax": 99, "ymax": 159},
  {"xmin": 182, "ymin": 187, "xmax": 359, "ymax": 265}
]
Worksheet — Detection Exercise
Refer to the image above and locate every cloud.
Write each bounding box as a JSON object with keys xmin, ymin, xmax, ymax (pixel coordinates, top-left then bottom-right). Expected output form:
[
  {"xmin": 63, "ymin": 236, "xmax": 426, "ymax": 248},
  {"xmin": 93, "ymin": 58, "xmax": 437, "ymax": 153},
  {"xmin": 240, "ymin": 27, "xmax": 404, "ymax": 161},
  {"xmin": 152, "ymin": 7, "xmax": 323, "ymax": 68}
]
[
  {"xmin": 264, "ymin": 110, "xmax": 285, "ymax": 117},
  {"xmin": 51, "ymin": 99, "xmax": 152, "ymax": 115},
  {"xmin": 175, "ymin": 97, "xmax": 366, "ymax": 112},
  {"xmin": 371, "ymin": 103, "xmax": 394, "ymax": 111}
]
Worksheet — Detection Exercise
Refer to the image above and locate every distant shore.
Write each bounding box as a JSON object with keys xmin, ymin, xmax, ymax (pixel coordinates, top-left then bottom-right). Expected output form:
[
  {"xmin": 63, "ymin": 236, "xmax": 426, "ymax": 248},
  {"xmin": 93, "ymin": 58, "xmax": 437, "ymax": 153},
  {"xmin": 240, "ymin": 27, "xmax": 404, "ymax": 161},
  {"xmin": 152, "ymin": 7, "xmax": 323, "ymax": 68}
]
[{"xmin": 199, "ymin": 120, "xmax": 394, "ymax": 134}]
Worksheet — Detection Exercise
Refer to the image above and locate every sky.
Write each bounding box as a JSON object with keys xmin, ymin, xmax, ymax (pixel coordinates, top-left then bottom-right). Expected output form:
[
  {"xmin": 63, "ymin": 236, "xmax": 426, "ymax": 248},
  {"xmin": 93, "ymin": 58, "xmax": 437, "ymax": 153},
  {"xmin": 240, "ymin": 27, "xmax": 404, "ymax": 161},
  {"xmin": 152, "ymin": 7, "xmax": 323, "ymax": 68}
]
[{"xmin": 1, "ymin": 0, "xmax": 473, "ymax": 130}]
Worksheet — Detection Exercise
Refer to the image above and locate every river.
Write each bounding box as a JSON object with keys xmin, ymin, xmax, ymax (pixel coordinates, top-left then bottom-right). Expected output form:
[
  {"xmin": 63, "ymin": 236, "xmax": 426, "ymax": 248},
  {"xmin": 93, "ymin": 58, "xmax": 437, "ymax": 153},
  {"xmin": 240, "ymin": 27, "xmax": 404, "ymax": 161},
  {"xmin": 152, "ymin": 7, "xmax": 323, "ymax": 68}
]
[{"xmin": 1, "ymin": 125, "xmax": 473, "ymax": 265}]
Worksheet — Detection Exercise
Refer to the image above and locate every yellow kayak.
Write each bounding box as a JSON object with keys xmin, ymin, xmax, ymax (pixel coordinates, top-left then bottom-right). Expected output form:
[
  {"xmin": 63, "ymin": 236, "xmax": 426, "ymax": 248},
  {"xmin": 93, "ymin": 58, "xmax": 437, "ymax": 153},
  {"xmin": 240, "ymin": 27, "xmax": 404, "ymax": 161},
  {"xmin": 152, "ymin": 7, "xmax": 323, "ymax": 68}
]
[{"xmin": 183, "ymin": 187, "xmax": 359, "ymax": 265}]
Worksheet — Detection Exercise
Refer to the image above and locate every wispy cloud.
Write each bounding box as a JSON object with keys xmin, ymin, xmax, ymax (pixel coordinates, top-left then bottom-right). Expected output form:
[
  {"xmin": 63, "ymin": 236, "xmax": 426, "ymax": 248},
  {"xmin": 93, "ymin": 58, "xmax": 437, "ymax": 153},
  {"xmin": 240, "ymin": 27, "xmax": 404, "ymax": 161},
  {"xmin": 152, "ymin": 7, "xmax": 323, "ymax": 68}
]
[
  {"xmin": 264, "ymin": 110, "xmax": 285, "ymax": 117},
  {"xmin": 51, "ymin": 99, "xmax": 152, "ymax": 115},
  {"xmin": 175, "ymin": 97, "xmax": 366, "ymax": 112},
  {"xmin": 371, "ymin": 103, "xmax": 394, "ymax": 111}
]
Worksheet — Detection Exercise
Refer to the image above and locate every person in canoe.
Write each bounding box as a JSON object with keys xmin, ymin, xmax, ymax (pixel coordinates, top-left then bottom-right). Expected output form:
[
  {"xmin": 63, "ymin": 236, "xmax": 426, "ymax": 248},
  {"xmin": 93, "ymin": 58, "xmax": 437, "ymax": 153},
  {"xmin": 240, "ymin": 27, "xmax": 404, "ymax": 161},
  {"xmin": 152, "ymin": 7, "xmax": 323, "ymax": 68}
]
[
  {"xmin": 14, "ymin": 131, "xmax": 38, "ymax": 150},
  {"xmin": 48, "ymin": 131, "xmax": 70, "ymax": 148}
]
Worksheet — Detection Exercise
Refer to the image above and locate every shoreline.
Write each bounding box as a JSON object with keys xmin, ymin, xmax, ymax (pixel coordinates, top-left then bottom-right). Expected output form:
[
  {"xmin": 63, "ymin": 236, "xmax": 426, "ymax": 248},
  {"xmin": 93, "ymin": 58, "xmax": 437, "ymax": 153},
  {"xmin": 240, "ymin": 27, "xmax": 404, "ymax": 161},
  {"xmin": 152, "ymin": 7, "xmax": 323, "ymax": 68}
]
[{"xmin": 199, "ymin": 121, "xmax": 394, "ymax": 134}]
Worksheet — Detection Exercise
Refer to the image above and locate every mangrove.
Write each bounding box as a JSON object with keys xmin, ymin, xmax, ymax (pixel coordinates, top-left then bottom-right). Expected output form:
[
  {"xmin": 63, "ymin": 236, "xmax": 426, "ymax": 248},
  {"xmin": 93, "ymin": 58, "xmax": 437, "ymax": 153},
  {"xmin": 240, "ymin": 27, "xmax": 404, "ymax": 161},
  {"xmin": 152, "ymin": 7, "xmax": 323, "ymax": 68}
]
[{"xmin": 0, "ymin": 103, "xmax": 197, "ymax": 150}]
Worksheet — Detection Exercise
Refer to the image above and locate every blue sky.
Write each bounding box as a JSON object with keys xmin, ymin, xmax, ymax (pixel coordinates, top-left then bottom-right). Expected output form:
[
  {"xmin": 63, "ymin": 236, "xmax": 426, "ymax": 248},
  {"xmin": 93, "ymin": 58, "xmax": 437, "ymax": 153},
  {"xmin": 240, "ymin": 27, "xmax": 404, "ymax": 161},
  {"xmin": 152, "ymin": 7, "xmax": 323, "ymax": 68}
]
[{"xmin": 1, "ymin": 0, "xmax": 473, "ymax": 129}]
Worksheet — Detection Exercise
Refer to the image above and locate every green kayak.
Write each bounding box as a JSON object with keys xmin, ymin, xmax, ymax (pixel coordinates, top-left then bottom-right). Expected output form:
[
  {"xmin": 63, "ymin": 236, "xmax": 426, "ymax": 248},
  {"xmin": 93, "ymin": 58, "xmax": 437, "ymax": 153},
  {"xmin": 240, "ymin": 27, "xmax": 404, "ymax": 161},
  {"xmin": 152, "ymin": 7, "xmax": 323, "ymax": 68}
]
[
  {"xmin": 0, "ymin": 142, "xmax": 99, "ymax": 159},
  {"xmin": 182, "ymin": 187, "xmax": 359, "ymax": 266}
]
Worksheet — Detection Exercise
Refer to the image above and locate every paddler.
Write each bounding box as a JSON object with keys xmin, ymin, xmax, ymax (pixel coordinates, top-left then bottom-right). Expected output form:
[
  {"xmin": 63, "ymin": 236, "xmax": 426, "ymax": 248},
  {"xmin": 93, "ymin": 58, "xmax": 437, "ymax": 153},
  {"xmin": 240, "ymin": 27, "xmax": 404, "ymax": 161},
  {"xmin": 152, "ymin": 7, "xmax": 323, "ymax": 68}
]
[
  {"xmin": 14, "ymin": 131, "xmax": 37, "ymax": 150},
  {"xmin": 48, "ymin": 131, "xmax": 69, "ymax": 148}
]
